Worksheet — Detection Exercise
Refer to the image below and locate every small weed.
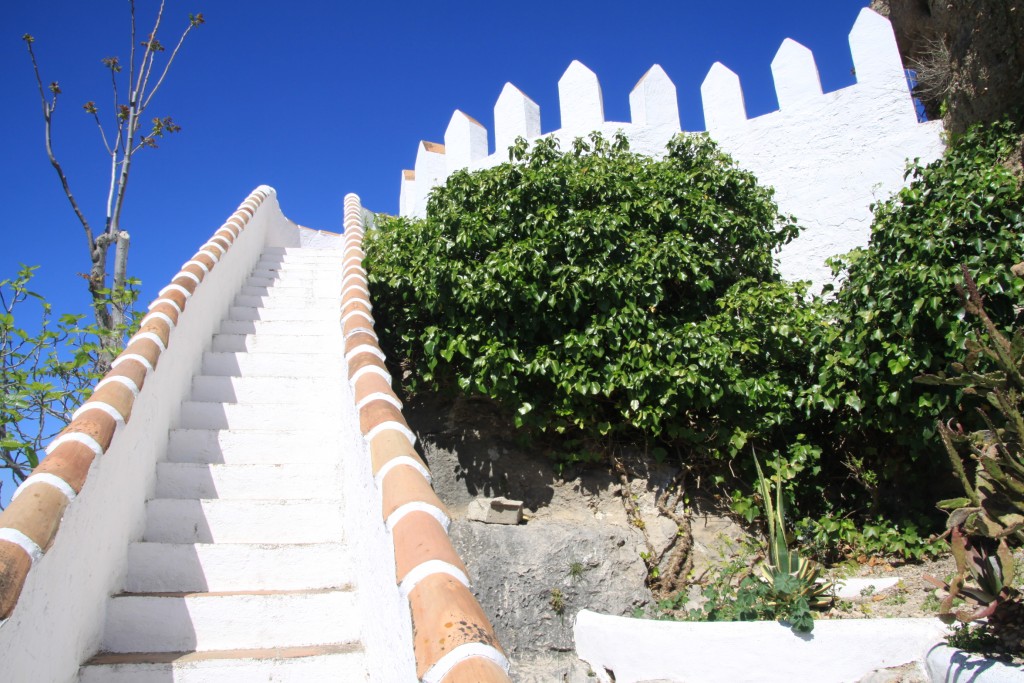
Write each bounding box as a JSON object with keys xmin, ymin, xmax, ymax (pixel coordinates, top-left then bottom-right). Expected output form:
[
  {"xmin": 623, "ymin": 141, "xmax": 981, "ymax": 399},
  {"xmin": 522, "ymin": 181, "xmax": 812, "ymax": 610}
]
[
  {"xmin": 568, "ymin": 561, "xmax": 587, "ymax": 583},
  {"xmin": 859, "ymin": 585, "xmax": 876, "ymax": 597},
  {"xmin": 885, "ymin": 590, "xmax": 908, "ymax": 606},
  {"xmin": 549, "ymin": 588, "xmax": 565, "ymax": 615},
  {"xmin": 922, "ymin": 592, "xmax": 941, "ymax": 612},
  {"xmin": 947, "ymin": 624, "xmax": 1000, "ymax": 653}
]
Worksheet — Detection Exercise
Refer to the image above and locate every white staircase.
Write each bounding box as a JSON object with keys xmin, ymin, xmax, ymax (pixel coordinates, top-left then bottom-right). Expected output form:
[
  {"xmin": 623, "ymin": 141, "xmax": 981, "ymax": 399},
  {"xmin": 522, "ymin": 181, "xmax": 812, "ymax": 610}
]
[{"xmin": 79, "ymin": 247, "xmax": 370, "ymax": 682}]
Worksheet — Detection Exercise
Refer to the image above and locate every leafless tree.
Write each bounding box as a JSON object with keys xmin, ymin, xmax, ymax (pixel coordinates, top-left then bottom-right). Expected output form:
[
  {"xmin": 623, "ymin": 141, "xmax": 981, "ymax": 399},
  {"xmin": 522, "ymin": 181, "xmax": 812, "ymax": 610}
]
[{"xmin": 22, "ymin": 2, "xmax": 204, "ymax": 369}]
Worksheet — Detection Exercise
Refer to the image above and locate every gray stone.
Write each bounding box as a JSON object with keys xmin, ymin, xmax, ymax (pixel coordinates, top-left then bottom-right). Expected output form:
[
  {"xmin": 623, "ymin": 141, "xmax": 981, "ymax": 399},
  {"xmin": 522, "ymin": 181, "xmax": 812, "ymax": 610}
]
[
  {"xmin": 468, "ymin": 496, "xmax": 525, "ymax": 524},
  {"xmin": 451, "ymin": 519, "xmax": 651, "ymax": 656}
]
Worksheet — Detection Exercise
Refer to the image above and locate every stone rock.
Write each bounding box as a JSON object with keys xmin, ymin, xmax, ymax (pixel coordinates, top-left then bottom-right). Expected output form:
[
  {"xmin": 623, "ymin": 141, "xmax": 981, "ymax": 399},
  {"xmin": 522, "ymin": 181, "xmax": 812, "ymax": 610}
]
[
  {"xmin": 468, "ymin": 496, "xmax": 524, "ymax": 525},
  {"xmin": 871, "ymin": 0, "xmax": 1024, "ymax": 135},
  {"xmin": 450, "ymin": 519, "xmax": 651, "ymax": 656}
]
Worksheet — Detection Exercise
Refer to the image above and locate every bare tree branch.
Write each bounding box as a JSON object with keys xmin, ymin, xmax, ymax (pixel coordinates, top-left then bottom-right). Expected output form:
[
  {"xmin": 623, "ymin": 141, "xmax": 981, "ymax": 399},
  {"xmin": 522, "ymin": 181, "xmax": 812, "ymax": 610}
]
[{"xmin": 23, "ymin": 37, "xmax": 95, "ymax": 259}]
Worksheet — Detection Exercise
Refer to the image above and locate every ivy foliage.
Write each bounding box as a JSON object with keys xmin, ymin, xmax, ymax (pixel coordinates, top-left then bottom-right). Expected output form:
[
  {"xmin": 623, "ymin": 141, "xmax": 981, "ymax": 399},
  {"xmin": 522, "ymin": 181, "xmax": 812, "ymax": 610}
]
[
  {"xmin": 814, "ymin": 119, "xmax": 1024, "ymax": 500},
  {"xmin": 367, "ymin": 119, "xmax": 1024, "ymax": 537},
  {"xmin": 367, "ymin": 132, "xmax": 807, "ymax": 460}
]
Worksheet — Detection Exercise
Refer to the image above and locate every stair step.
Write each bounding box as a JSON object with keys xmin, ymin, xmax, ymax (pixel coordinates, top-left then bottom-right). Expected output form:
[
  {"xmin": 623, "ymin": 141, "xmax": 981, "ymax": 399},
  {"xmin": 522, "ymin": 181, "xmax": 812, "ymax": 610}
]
[
  {"xmin": 189, "ymin": 376, "xmax": 342, "ymax": 404},
  {"xmin": 99, "ymin": 588, "xmax": 358, "ymax": 653},
  {"xmin": 178, "ymin": 401, "xmax": 337, "ymax": 430},
  {"xmin": 239, "ymin": 284, "xmax": 337, "ymax": 299},
  {"xmin": 168, "ymin": 429, "xmax": 340, "ymax": 465},
  {"xmin": 243, "ymin": 275, "xmax": 332, "ymax": 290},
  {"xmin": 218, "ymin": 319, "xmax": 339, "ymax": 336},
  {"xmin": 227, "ymin": 306, "xmax": 337, "ymax": 323},
  {"xmin": 154, "ymin": 462, "xmax": 342, "ymax": 500},
  {"xmin": 79, "ymin": 643, "xmax": 367, "ymax": 683},
  {"xmin": 143, "ymin": 499, "xmax": 344, "ymax": 543},
  {"xmin": 201, "ymin": 351, "xmax": 343, "ymax": 377},
  {"xmin": 233, "ymin": 294, "xmax": 338, "ymax": 310},
  {"xmin": 125, "ymin": 542, "xmax": 352, "ymax": 593},
  {"xmin": 259, "ymin": 249, "xmax": 345, "ymax": 261},
  {"xmin": 210, "ymin": 333, "xmax": 340, "ymax": 354},
  {"xmin": 250, "ymin": 266, "xmax": 341, "ymax": 280}
]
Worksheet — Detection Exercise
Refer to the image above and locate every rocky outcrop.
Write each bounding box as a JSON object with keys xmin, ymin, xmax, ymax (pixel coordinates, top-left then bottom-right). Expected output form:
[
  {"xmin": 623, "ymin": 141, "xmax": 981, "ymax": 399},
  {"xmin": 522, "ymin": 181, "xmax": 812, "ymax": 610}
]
[
  {"xmin": 404, "ymin": 394, "xmax": 750, "ymax": 682},
  {"xmin": 871, "ymin": 0, "xmax": 1024, "ymax": 133}
]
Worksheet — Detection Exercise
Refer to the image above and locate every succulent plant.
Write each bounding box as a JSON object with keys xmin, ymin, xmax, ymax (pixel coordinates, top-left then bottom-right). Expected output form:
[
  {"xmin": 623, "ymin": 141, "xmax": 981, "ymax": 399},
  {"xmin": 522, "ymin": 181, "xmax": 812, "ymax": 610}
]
[
  {"xmin": 918, "ymin": 265, "xmax": 1024, "ymax": 656},
  {"xmin": 753, "ymin": 454, "xmax": 834, "ymax": 632}
]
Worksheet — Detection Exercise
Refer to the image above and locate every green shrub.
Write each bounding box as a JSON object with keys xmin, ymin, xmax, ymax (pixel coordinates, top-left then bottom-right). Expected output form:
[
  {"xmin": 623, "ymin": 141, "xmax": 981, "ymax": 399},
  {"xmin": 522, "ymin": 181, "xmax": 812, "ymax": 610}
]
[
  {"xmin": 367, "ymin": 132, "xmax": 809, "ymax": 464},
  {"xmin": 814, "ymin": 120, "xmax": 1024, "ymax": 511}
]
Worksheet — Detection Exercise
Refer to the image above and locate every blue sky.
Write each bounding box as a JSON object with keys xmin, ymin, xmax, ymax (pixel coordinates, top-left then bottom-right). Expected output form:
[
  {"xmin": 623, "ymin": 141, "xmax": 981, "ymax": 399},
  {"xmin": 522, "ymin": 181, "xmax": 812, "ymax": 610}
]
[
  {"xmin": 0, "ymin": 1, "xmax": 871, "ymax": 499},
  {"xmin": 2, "ymin": 1, "xmax": 871, "ymax": 309}
]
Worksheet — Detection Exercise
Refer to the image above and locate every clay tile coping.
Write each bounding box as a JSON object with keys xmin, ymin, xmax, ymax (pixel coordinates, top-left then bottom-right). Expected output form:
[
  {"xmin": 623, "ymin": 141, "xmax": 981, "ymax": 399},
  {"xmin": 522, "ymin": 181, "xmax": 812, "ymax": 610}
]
[
  {"xmin": 408, "ymin": 573, "xmax": 503, "ymax": 679},
  {"xmin": 0, "ymin": 544, "xmax": 32, "ymax": 618},
  {"xmin": 0, "ymin": 186, "xmax": 269, "ymax": 622},
  {"xmin": 381, "ymin": 466, "xmax": 447, "ymax": 522},
  {"xmin": 369, "ymin": 430, "xmax": 428, "ymax": 475},
  {"xmin": 359, "ymin": 400, "xmax": 409, "ymax": 435},
  {"xmin": 392, "ymin": 511, "xmax": 466, "ymax": 582},
  {"xmin": 441, "ymin": 657, "xmax": 512, "ymax": 683},
  {"xmin": 346, "ymin": 194, "xmax": 509, "ymax": 681},
  {"xmin": 422, "ymin": 141, "xmax": 446, "ymax": 154}
]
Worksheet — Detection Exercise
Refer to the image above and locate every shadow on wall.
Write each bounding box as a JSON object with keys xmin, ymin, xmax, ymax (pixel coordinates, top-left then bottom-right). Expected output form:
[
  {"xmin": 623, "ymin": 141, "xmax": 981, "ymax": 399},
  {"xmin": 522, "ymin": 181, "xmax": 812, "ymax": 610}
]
[{"xmin": 403, "ymin": 393, "xmax": 682, "ymax": 515}]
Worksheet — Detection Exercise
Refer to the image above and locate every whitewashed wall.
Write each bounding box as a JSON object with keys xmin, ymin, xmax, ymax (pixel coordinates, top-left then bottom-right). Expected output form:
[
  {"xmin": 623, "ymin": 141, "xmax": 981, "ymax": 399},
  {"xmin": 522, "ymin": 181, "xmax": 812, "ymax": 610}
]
[
  {"xmin": 398, "ymin": 8, "xmax": 945, "ymax": 292},
  {"xmin": 0, "ymin": 192, "xmax": 278, "ymax": 682}
]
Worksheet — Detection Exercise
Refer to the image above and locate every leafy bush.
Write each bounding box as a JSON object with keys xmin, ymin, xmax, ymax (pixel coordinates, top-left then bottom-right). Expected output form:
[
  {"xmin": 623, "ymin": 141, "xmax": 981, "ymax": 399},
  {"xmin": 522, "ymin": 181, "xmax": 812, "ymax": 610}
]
[
  {"xmin": 368, "ymin": 119, "xmax": 1024, "ymax": 560},
  {"xmin": 815, "ymin": 120, "xmax": 1024, "ymax": 509},
  {"xmin": 1, "ymin": 266, "xmax": 106, "ymax": 502},
  {"xmin": 794, "ymin": 515, "xmax": 947, "ymax": 564},
  {"xmin": 367, "ymin": 132, "xmax": 808, "ymax": 463}
]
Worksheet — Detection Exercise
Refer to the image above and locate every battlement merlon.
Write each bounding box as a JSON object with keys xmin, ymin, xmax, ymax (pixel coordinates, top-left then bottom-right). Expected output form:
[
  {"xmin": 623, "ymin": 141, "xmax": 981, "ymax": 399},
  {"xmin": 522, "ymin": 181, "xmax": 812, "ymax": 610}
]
[{"xmin": 398, "ymin": 8, "xmax": 944, "ymax": 292}]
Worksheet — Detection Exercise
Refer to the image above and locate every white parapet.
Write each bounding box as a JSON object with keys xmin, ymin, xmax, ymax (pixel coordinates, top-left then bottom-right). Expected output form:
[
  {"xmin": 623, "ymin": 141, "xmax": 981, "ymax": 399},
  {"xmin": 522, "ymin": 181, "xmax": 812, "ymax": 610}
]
[
  {"xmin": 629, "ymin": 65, "xmax": 680, "ymax": 131},
  {"xmin": 444, "ymin": 110, "xmax": 488, "ymax": 174},
  {"xmin": 704, "ymin": 7, "xmax": 943, "ymax": 289},
  {"xmin": 558, "ymin": 60, "xmax": 605, "ymax": 135},
  {"xmin": 411, "ymin": 141, "xmax": 447, "ymax": 217},
  {"xmin": 771, "ymin": 39, "xmax": 823, "ymax": 110},
  {"xmin": 701, "ymin": 62, "xmax": 748, "ymax": 137},
  {"xmin": 574, "ymin": 610, "xmax": 947, "ymax": 683},
  {"xmin": 397, "ymin": 8, "xmax": 945, "ymax": 293},
  {"xmin": 849, "ymin": 6, "xmax": 919, "ymax": 124},
  {"xmin": 494, "ymin": 83, "xmax": 541, "ymax": 159},
  {"xmin": 399, "ymin": 169, "xmax": 415, "ymax": 218}
]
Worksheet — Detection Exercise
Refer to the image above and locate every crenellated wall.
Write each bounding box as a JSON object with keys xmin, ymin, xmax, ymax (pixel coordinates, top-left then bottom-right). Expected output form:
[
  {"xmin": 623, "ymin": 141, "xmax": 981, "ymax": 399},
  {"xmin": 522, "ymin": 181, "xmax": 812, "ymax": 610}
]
[{"xmin": 398, "ymin": 8, "xmax": 945, "ymax": 291}]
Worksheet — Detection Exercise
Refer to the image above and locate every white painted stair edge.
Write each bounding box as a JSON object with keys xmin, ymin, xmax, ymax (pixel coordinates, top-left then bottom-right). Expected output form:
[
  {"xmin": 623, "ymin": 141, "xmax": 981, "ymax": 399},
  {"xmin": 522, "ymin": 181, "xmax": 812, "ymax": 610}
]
[{"xmin": 573, "ymin": 610, "xmax": 949, "ymax": 683}]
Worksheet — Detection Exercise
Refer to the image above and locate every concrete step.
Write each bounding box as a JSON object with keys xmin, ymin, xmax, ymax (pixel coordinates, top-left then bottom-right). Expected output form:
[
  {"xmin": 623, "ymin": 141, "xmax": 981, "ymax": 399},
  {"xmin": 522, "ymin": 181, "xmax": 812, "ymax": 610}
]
[
  {"xmin": 79, "ymin": 643, "xmax": 366, "ymax": 683},
  {"xmin": 259, "ymin": 248, "xmax": 345, "ymax": 262},
  {"xmin": 79, "ymin": 643, "xmax": 367, "ymax": 683},
  {"xmin": 143, "ymin": 499, "xmax": 344, "ymax": 544},
  {"xmin": 250, "ymin": 266, "xmax": 341, "ymax": 280},
  {"xmin": 218, "ymin": 319, "xmax": 339, "ymax": 336},
  {"xmin": 189, "ymin": 376, "xmax": 342, "ymax": 404},
  {"xmin": 201, "ymin": 351, "xmax": 343, "ymax": 377},
  {"xmin": 99, "ymin": 588, "xmax": 359, "ymax": 653},
  {"xmin": 124, "ymin": 542, "xmax": 352, "ymax": 593},
  {"xmin": 210, "ymin": 333, "xmax": 340, "ymax": 354},
  {"xmin": 233, "ymin": 294, "xmax": 339, "ymax": 311},
  {"xmin": 177, "ymin": 401, "xmax": 337, "ymax": 431},
  {"xmin": 258, "ymin": 255, "xmax": 346, "ymax": 266},
  {"xmin": 227, "ymin": 306, "xmax": 338, "ymax": 323},
  {"xmin": 243, "ymin": 275, "xmax": 332, "ymax": 290},
  {"xmin": 154, "ymin": 462, "xmax": 342, "ymax": 500},
  {"xmin": 239, "ymin": 284, "xmax": 337, "ymax": 299},
  {"xmin": 167, "ymin": 429, "xmax": 340, "ymax": 465}
]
